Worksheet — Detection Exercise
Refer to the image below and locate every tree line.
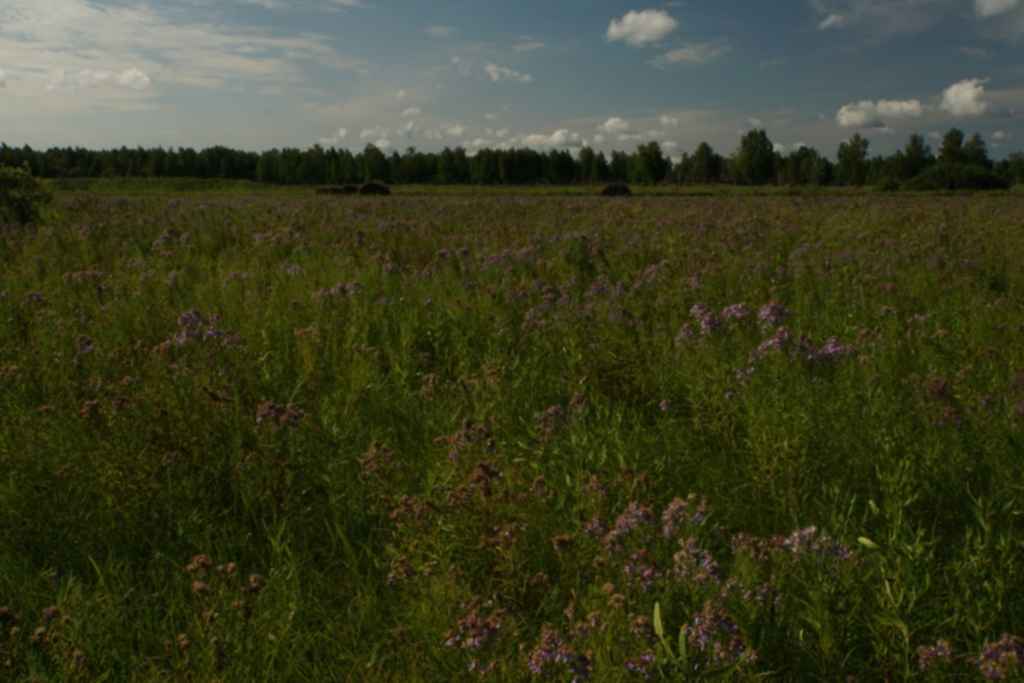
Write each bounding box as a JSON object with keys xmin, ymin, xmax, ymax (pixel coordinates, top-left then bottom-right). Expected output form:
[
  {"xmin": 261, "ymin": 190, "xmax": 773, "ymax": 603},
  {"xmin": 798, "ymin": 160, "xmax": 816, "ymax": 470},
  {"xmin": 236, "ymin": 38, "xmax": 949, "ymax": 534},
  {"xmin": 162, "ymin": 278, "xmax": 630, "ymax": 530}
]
[{"xmin": 2, "ymin": 128, "xmax": 1021, "ymax": 187}]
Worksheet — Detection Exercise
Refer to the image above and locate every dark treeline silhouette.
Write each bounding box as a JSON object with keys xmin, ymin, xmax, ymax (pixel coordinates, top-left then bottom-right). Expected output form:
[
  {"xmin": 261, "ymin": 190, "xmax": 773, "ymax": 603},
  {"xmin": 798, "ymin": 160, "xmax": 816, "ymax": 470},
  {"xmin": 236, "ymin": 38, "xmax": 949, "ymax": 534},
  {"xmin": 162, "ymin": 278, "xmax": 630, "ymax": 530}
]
[{"xmin": 3, "ymin": 128, "xmax": 1022, "ymax": 187}]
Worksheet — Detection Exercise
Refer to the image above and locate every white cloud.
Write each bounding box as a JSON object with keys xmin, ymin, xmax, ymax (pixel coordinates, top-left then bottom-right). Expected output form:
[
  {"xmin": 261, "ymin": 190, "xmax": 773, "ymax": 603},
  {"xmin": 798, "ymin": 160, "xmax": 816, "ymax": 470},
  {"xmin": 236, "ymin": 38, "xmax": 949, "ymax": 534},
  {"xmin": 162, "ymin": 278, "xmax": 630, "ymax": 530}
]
[
  {"xmin": 747, "ymin": 117, "xmax": 763, "ymax": 128},
  {"xmin": 653, "ymin": 42, "xmax": 730, "ymax": 66},
  {"xmin": 940, "ymin": 78, "xmax": 989, "ymax": 117},
  {"xmin": 818, "ymin": 13, "xmax": 848, "ymax": 29},
  {"xmin": 993, "ymin": 130, "xmax": 1010, "ymax": 141},
  {"xmin": 593, "ymin": 134, "xmax": 606, "ymax": 144},
  {"xmin": 513, "ymin": 41, "xmax": 545, "ymax": 52},
  {"xmin": 0, "ymin": 68, "xmax": 5, "ymax": 88},
  {"xmin": 485, "ymin": 63, "xmax": 533, "ymax": 83},
  {"xmin": 444, "ymin": 124, "xmax": 466, "ymax": 137},
  {"xmin": 836, "ymin": 99, "xmax": 923, "ymax": 127},
  {"xmin": 607, "ymin": 9, "xmax": 679, "ymax": 47},
  {"xmin": 495, "ymin": 128, "xmax": 509, "ymax": 138},
  {"xmin": 520, "ymin": 128, "xmax": 578, "ymax": 148},
  {"xmin": 659, "ymin": 115, "xmax": 680, "ymax": 127},
  {"xmin": 374, "ymin": 138, "xmax": 392, "ymax": 150},
  {"xmin": 117, "ymin": 67, "xmax": 151, "ymax": 90},
  {"xmin": 599, "ymin": 117, "xmax": 630, "ymax": 133},
  {"xmin": 360, "ymin": 125, "xmax": 388, "ymax": 139},
  {"xmin": 975, "ymin": 0, "xmax": 1020, "ymax": 17},
  {"xmin": 0, "ymin": 0, "xmax": 365, "ymax": 105},
  {"xmin": 396, "ymin": 89, "xmax": 407, "ymax": 100},
  {"xmin": 425, "ymin": 25, "xmax": 457, "ymax": 38},
  {"xmin": 336, "ymin": 128, "xmax": 348, "ymax": 139},
  {"xmin": 401, "ymin": 107, "xmax": 422, "ymax": 117}
]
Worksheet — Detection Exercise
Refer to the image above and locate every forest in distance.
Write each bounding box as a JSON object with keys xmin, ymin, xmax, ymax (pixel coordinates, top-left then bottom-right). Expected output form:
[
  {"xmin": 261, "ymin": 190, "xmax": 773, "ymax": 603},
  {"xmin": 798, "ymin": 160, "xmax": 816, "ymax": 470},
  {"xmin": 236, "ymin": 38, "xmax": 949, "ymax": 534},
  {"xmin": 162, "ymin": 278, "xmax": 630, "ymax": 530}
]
[{"xmin": 4, "ymin": 127, "xmax": 1024, "ymax": 190}]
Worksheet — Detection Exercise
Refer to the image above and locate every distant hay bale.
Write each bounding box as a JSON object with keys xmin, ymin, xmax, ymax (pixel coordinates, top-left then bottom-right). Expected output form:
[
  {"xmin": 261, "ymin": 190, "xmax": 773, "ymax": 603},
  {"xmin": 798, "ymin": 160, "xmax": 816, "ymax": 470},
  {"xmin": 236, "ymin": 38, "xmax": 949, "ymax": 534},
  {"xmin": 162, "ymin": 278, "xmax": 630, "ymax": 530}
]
[
  {"xmin": 359, "ymin": 182, "xmax": 391, "ymax": 196},
  {"xmin": 600, "ymin": 183, "xmax": 632, "ymax": 197},
  {"xmin": 315, "ymin": 185, "xmax": 358, "ymax": 195}
]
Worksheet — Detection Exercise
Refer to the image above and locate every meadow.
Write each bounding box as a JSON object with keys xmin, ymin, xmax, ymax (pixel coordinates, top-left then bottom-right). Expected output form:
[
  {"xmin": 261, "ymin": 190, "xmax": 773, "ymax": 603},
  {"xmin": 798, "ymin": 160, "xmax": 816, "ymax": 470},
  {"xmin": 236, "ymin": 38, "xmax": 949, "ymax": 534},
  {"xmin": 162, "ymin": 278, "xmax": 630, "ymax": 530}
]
[{"xmin": 2, "ymin": 187, "xmax": 1024, "ymax": 680}]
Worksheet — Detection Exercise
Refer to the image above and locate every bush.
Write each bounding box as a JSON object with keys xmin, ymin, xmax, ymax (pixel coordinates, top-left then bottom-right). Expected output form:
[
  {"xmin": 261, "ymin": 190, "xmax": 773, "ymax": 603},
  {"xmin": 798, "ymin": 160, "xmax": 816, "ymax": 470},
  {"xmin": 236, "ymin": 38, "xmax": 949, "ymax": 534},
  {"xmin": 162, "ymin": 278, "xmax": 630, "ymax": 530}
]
[
  {"xmin": 359, "ymin": 181, "xmax": 391, "ymax": 196},
  {"xmin": 0, "ymin": 164, "xmax": 52, "ymax": 224},
  {"xmin": 600, "ymin": 182, "xmax": 632, "ymax": 197},
  {"xmin": 876, "ymin": 178, "xmax": 900, "ymax": 193},
  {"xmin": 904, "ymin": 163, "xmax": 1010, "ymax": 192}
]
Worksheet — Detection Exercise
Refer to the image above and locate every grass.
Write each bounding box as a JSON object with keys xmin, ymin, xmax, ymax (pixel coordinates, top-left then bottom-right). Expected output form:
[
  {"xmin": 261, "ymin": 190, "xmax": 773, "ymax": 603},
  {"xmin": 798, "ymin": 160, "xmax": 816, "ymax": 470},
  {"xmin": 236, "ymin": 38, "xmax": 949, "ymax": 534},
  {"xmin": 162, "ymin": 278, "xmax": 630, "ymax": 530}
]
[{"xmin": 1, "ymin": 189, "xmax": 1024, "ymax": 680}]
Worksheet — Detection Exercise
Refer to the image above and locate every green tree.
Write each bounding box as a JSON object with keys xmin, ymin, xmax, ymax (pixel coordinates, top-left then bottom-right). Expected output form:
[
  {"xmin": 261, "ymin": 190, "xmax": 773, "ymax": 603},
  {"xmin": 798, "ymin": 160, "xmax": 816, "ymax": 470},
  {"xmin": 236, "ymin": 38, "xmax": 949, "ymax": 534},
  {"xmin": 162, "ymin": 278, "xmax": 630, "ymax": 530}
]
[
  {"xmin": 963, "ymin": 133, "xmax": 991, "ymax": 168},
  {"xmin": 939, "ymin": 129, "xmax": 965, "ymax": 165},
  {"xmin": 689, "ymin": 142, "xmax": 721, "ymax": 184},
  {"xmin": 837, "ymin": 133, "xmax": 870, "ymax": 186},
  {"xmin": 733, "ymin": 130, "xmax": 776, "ymax": 185},
  {"xmin": 631, "ymin": 141, "xmax": 670, "ymax": 184}
]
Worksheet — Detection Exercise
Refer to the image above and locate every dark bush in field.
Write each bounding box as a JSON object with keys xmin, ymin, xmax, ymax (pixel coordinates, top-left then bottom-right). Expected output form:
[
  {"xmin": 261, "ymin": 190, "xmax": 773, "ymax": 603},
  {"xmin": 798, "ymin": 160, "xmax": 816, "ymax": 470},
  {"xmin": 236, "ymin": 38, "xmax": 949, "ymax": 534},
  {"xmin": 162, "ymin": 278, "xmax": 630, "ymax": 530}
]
[
  {"xmin": 316, "ymin": 185, "xmax": 359, "ymax": 195},
  {"xmin": 359, "ymin": 181, "xmax": 391, "ymax": 195},
  {"xmin": 600, "ymin": 182, "xmax": 632, "ymax": 197},
  {"xmin": 905, "ymin": 163, "xmax": 1010, "ymax": 191},
  {"xmin": 0, "ymin": 164, "xmax": 52, "ymax": 224},
  {"xmin": 876, "ymin": 178, "xmax": 900, "ymax": 193}
]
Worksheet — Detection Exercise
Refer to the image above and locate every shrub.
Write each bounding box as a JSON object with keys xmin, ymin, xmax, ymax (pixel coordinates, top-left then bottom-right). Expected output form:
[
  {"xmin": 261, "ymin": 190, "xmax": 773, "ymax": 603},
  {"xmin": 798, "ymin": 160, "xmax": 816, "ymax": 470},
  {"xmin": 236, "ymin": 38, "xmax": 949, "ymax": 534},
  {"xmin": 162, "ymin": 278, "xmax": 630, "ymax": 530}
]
[
  {"xmin": 600, "ymin": 182, "xmax": 632, "ymax": 197},
  {"xmin": 904, "ymin": 163, "xmax": 1010, "ymax": 191},
  {"xmin": 0, "ymin": 164, "xmax": 53, "ymax": 224},
  {"xmin": 359, "ymin": 181, "xmax": 391, "ymax": 196},
  {"xmin": 876, "ymin": 178, "xmax": 900, "ymax": 192}
]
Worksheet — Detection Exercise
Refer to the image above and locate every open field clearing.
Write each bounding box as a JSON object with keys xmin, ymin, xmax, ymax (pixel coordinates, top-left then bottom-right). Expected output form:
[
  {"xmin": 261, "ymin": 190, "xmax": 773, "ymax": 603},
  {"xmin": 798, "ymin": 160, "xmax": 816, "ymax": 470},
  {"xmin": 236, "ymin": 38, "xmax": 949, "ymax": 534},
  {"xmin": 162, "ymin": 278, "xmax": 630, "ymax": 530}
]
[{"xmin": 3, "ymin": 190, "xmax": 1024, "ymax": 680}]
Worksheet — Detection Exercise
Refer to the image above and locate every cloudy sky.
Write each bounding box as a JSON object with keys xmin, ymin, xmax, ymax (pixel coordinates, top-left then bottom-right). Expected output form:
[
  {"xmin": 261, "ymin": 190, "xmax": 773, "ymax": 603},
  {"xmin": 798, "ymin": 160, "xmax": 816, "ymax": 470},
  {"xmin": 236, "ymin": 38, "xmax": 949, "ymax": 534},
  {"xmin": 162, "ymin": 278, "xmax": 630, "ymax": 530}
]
[{"xmin": 2, "ymin": 0, "xmax": 1023, "ymax": 158}]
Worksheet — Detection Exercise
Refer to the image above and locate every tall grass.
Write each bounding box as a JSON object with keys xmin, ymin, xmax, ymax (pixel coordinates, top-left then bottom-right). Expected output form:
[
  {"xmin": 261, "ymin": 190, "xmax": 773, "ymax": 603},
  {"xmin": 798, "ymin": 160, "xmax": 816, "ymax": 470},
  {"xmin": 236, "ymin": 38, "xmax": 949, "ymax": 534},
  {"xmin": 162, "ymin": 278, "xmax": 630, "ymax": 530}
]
[{"xmin": 1, "ymin": 191, "xmax": 1023, "ymax": 680}]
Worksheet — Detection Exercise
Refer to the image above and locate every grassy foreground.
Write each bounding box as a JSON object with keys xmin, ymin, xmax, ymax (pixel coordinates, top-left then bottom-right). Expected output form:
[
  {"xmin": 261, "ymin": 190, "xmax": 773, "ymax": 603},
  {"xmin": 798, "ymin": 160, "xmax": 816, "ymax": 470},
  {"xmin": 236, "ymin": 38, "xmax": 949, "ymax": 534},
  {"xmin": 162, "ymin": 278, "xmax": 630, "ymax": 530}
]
[{"xmin": 2, "ymin": 190, "xmax": 1024, "ymax": 680}]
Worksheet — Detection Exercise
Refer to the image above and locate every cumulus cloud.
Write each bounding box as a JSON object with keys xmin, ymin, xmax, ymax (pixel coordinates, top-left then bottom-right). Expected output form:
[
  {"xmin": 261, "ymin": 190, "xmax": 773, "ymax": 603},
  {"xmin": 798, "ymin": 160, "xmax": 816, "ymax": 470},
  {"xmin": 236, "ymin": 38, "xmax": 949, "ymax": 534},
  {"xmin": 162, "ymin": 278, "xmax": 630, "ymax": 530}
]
[
  {"xmin": 940, "ymin": 78, "xmax": 989, "ymax": 117},
  {"xmin": 607, "ymin": 9, "xmax": 678, "ymax": 47},
  {"xmin": 117, "ymin": 67, "xmax": 151, "ymax": 90},
  {"xmin": 599, "ymin": 117, "xmax": 630, "ymax": 134},
  {"xmin": 975, "ymin": 0, "xmax": 1020, "ymax": 17},
  {"xmin": 993, "ymin": 130, "xmax": 1010, "ymax": 141},
  {"xmin": 519, "ymin": 129, "xmax": 582, "ymax": 148},
  {"xmin": 360, "ymin": 125, "xmax": 388, "ymax": 139},
  {"xmin": 401, "ymin": 107, "xmax": 422, "ymax": 117},
  {"xmin": 425, "ymin": 25, "xmax": 456, "ymax": 38},
  {"xmin": 659, "ymin": 115, "xmax": 680, "ymax": 127},
  {"xmin": 374, "ymin": 138, "xmax": 391, "ymax": 150},
  {"xmin": 0, "ymin": 68, "xmax": 6, "ymax": 88},
  {"xmin": 836, "ymin": 99, "xmax": 923, "ymax": 127},
  {"xmin": 513, "ymin": 40, "xmax": 545, "ymax": 52},
  {"xmin": 818, "ymin": 13, "xmax": 849, "ymax": 29},
  {"xmin": 444, "ymin": 124, "xmax": 466, "ymax": 137},
  {"xmin": 653, "ymin": 42, "xmax": 730, "ymax": 66},
  {"xmin": 485, "ymin": 63, "xmax": 533, "ymax": 83}
]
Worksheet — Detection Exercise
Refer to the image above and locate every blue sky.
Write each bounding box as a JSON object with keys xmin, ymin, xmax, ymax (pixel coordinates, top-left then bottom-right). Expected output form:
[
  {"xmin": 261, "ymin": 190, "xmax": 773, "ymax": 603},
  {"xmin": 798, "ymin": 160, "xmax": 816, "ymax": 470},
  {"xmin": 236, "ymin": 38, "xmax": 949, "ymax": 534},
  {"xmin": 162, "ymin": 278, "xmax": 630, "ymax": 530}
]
[{"xmin": 1, "ymin": 0, "xmax": 1023, "ymax": 158}]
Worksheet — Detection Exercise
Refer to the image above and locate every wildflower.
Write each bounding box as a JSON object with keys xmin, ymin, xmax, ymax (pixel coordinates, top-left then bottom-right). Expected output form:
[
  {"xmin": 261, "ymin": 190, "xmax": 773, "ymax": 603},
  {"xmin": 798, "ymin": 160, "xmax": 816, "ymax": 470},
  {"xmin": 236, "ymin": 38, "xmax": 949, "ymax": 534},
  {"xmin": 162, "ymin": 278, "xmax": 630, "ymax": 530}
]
[
  {"xmin": 526, "ymin": 626, "xmax": 592, "ymax": 681},
  {"xmin": 624, "ymin": 652, "xmax": 656, "ymax": 679},
  {"xmin": 682, "ymin": 601, "xmax": 757, "ymax": 669},
  {"xmin": 603, "ymin": 502, "xmax": 654, "ymax": 549},
  {"xmin": 255, "ymin": 400, "xmax": 305, "ymax": 429},
  {"xmin": 917, "ymin": 639, "xmax": 953, "ymax": 672},
  {"xmin": 978, "ymin": 634, "xmax": 1024, "ymax": 680},
  {"xmin": 673, "ymin": 537, "xmax": 720, "ymax": 585},
  {"xmin": 661, "ymin": 495, "xmax": 709, "ymax": 539},
  {"xmin": 757, "ymin": 302, "xmax": 789, "ymax": 328},
  {"xmin": 755, "ymin": 326, "xmax": 791, "ymax": 358},
  {"xmin": 40, "ymin": 606, "xmax": 60, "ymax": 625},
  {"xmin": 185, "ymin": 554, "xmax": 213, "ymax": 574},
  {"xmin": 623, "ymin": 550, "xmax": 660, "ymax": 591},
  {"xmin": 444, "ymin": 604, "xmax": 505, "ymax": 651},
  {"xmin": 721, "ymin": 303, "xmax": 751, "ymax": 322}
]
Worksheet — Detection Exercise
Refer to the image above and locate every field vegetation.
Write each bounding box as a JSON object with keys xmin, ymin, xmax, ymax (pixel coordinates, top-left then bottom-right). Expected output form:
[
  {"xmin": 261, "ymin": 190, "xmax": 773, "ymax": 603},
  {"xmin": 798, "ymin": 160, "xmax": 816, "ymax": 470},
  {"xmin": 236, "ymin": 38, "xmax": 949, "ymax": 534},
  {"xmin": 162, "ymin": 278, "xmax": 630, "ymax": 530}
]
[{"xmin": 2, "ymin": 182, "xmax": 1024, "ymax": 680}]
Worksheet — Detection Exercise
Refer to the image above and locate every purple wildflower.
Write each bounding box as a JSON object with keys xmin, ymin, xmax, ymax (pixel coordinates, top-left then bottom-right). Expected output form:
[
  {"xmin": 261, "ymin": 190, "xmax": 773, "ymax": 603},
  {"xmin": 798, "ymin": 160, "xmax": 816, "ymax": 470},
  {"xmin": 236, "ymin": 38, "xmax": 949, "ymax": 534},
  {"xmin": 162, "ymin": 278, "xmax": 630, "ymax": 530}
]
[
  {"xmin": 603, "ymin": 502, "xmax": 654, "ymax": 549},
  {"xmin": 720, "ymin": 303, "xmax": 751, "ymax": 322},
  {"xmin": 757, "ymin": 302, "xmax": 789, "ymax": 328},
  {"xmin": 661, "ymin": 496, "xmax": 709, "ymax": 539},
  {"xmin": 673, "ymin": 537, "xmax": 720, "ymax": 585},
  {"xmin": 917, "ymin": 639, "xmax": 953, "ymax": 672},
  {"xmin": 978, "ymin": 634, "xmax": 1024, "ymax": 680},
  {"xmin": 624, "ymin": 652, "xmax": 656, "ymax": 679}
]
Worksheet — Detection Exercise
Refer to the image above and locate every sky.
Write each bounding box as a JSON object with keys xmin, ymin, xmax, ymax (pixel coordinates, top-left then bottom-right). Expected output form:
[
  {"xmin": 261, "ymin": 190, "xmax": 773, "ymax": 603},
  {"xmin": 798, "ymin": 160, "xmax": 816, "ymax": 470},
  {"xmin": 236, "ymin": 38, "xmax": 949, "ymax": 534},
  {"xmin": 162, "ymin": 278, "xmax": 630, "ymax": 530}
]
[{"xmin": 1, "ymin": 0, "xmax": 1024, "ymax": 159}]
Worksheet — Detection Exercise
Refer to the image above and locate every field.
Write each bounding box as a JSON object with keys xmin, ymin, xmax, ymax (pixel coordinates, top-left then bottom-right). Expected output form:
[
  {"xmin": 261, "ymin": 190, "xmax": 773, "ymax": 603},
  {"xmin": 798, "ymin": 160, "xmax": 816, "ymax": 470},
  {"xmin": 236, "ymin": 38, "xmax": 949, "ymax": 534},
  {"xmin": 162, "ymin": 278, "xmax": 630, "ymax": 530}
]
[{"xmin": 2, "ymin": 188, "xmax": 1024, "ymax": 680}]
